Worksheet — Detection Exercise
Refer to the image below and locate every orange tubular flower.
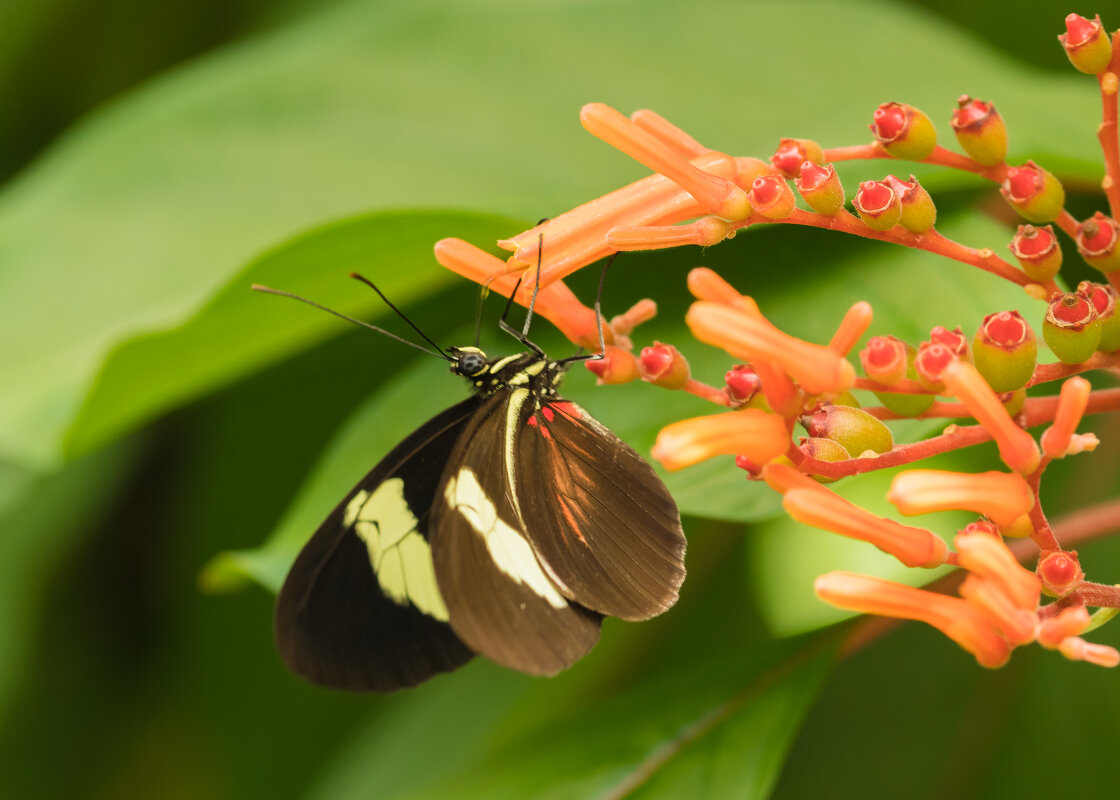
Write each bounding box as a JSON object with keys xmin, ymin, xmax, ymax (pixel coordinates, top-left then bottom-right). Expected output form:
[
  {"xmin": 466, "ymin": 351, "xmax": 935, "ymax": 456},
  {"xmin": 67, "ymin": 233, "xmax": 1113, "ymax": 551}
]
[
  {"xmin": 1037, "ymin": 606, "xmax": 1091, "ymax": 648},
  {"xmin": 629, "ymin": 108, "xmax": 710, "ymax": 158},
  {"xmin": 607, "ymin": 216, "xmax": 731, "ymax": 251},
  {"xmin": 687, "ymin": 302, "xmax": 856, "ymax": 396},
  {"xmin": 814, "ymin": 572, "xmax": 1011, "ymax": 668},
  {"xmin": 829, "ymin": 301, "xmax": 874, "ymax": 355},
  {"xmin": 958, "ymin": 576, "xmax": 1038, "ymax": 646},
  {"xmin": 433, "ymin": 238, "xmax": 599, "ymax": 348},
  {"xmin": 1040, "ymin": 376, "xmax": 1092, "ymax": 458},
  {"xmin": 686, "ymin": 267, "xmax": 761, "ymax": 314},
  {"xmin": 501, "ymin": 149, "xmax": 739, "ymax": 282},
  {"xmin": 887, "ymin": 469, "xmax": 1035, "ymax": 528},
  {"xmin": 1059, "ymin": 637, "xmax": 1120, "ymax": 668},
  {"xmin": 652, "ymin": 409, "xmax": 789, "ymax": 471},
  {"xmin": 955, "ymin": 532, "xmax": 1041, "ymax": 612},
  {"xmin": 783, "ymin": 487, "xmax": 947, "ymax": 568},
  {"xmin": 940, "ymin": 360, "xmax": 1041, "ymax": 475},
  {"xmin": 580, "ymin": 103, "xmax": 751, "ymax": 221}
]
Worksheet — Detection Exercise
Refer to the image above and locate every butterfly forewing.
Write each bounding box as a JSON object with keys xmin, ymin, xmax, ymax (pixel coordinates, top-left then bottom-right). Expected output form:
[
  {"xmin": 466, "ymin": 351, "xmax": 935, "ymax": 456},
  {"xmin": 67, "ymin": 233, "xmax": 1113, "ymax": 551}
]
[
  {"xmin": 430, "ymin": 391, "xmax": 603, "ymax": 675},
  {"xmin": 513, "ymin": 397, "xmax": 687, "ymax": 620},
  {"xmin": 275, "ymin": 398, "xmax": 479, "ymax": 692}
]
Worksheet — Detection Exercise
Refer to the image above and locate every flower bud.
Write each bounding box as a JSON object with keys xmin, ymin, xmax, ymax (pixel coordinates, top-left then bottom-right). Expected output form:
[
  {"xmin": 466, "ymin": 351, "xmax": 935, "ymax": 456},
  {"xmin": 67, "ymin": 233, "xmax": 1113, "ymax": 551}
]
[
  {"xmin": 869, "ymin": 102, "xmax": 937, "ymax": 161},
  {"xmin": 1059, "ymin": 13, "xmax": 1112, "ymax": 74},
  {"xmin": 913, "ymin": 341, "xmax": 956, "ymax": 392},
  {"xmin": 960, "ymin": 520, "xmax": 1000, "ymax": 537},
  {"xmin": 973, "ymin": 310, "xmax": 1037, "ymax": 392},
  {"xmin": 639, "ymin": 342, "xmax": 690, "ymax": 389},
  {"xmin": 950, "ymin": 95, "xmax": 1007, "ymax": 166},
  {"xmin": 1037, "ymin": 550, "xmax": 1083, "ymax": 597},
  {"xmin": 1077, "ymin": 281, "xmax": 1120, "ymax": 352},
  {"xmin": 1000, "ymin": 161, "xmax": 1065, "ymax": 223},
  {"xmin": 770, "ymin": 138, "xmax": 824, "ymax": 178},
  {"xmin": 930, "ymin": 325, "xmax": 968, "ymax": 358},
  {"xmin": 795, "ymin": 161, "xmax": 845, "ymax": 215},
  {"xmin": 1075, "ymin": 212, "xmax": 1120, "ymax": 274},
  {"xmin": 800, "ymin": 437, "xmax": 850, "ymax": 483},
  {"xmin": 853, "ymin": 180, "xmax": 902, "ymax": 231},
  {"xmin": 802, "ymin": 404, "xmax": 893, "ymax": 457},
  {"xmin": 884, "ymin": 174, "xmax": 936, "ymax": 233},
  {"xmin": 585, "ymin": 345, "xmax": 639, "ymax": 384},
  {"xmin": 872, "ymin": 340, "xmax": 937, "ymax": 416},
  {"xmin": 860, "ymin": 335, "xmax": 908, "ymax": 385},
  {"xmin": 1008, "ymin": 224, "xmax": 1062, "ymax": 282},
  {"xmin": 1043, "ymin": 292, "xmax": 1102, "ymax": 364},
  {"xmin": 748, "ymin": 174, "xmax": 796, "ymax": 219},
  {"xmin": 724, "ymin": 363, "xmax": 765, "ymax": 407}
]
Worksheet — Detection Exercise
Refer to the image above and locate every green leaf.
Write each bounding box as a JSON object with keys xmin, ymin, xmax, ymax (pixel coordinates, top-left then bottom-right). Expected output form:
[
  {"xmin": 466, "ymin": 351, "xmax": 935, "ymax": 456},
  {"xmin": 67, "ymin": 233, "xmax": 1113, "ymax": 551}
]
[
  {"xmin": 0, "ymin": 438, "xmax": 141, "ymax": 718},
  {"xmin": 0, "ymin": 0, "xmax": 1101, "ymax": 469},
  {"xmin": 63, "ymin": 210, "xmax": 521, "ymax": 459}
]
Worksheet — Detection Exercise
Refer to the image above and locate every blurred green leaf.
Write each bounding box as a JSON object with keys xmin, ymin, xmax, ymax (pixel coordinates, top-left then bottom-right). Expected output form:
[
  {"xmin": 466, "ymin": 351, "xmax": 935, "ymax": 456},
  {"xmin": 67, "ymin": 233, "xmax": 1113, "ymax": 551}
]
[
  {"xmin": 63, "ymin": 210, "xmax": 520, "ymax": 459},
  {"xmin": 0, "ymin": 0, "xmax": 1101, "ymax": 470},
  {"xmin": 0, "ymin": 437, "xmax": 141, "ymax": 718}
]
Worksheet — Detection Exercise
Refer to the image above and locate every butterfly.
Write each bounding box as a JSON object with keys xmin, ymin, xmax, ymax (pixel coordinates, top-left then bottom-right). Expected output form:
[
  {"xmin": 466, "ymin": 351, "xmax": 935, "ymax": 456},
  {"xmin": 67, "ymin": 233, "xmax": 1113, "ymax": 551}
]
[{"xmin": 261, "ymin": 265, "xmax": 686, "ymax": 692}]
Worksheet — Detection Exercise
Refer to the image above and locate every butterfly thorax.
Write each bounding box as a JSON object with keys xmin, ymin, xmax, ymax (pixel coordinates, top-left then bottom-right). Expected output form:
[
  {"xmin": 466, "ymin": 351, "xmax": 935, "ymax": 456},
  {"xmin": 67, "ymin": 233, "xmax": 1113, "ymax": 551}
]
[{"xmin": 448, "ymin": 346, "xmax": 564, "ymax": 400}]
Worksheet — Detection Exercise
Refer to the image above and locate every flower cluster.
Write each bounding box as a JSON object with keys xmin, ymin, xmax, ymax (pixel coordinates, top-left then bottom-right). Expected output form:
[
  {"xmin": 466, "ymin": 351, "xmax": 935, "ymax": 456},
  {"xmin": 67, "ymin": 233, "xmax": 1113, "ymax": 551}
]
[{"xmin": 433, "ymin": 14, "xmax": 1120, "ymax": 668}]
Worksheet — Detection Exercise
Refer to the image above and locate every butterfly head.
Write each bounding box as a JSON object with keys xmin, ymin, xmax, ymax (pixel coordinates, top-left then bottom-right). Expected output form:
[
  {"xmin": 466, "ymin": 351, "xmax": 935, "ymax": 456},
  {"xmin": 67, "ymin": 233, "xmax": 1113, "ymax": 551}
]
[{"xmin": 448, "ymin": 346, "xmax": 489, "ymax": 378}]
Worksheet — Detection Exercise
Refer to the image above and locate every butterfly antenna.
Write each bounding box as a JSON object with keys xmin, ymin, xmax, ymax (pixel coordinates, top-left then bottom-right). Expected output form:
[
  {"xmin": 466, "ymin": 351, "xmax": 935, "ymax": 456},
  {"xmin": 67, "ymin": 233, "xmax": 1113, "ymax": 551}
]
[
  {"xmin": 556, "ymin": 251, "xmax": 618, "ymax": 367},
  {"xmin": 521, "ymin": 232, "xmax": 545, "ymax": 338},
  {"xmin": 348, "ymin": 273, "xmax": 450, "ymax": 359},
  {"xmin": 592, "ymin": 252, "xmax": 617, "ymax": 359},
  {"xmin": 252, "ymin": 284, "xmax": 452, "ymax": 361}
]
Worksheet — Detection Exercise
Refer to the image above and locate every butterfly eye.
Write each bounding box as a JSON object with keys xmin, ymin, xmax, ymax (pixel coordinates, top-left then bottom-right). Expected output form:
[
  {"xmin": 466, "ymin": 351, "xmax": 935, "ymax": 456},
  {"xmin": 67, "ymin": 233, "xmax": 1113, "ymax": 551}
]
[{"xmin": 456, "ymin": 350, "xmax": 487, "ymax": 376}]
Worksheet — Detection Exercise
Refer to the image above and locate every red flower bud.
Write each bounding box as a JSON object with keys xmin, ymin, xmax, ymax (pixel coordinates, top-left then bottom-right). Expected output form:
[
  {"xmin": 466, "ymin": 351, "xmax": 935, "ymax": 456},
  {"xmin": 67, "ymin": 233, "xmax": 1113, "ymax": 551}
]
[
  {"xmin": 1043, "ymin": 292, "xmax": 1102, "ymax": 364},
  {"xmin": 869, "ymin": 339, "xmax": 936, "ymax": 416},
  {"xmin": 929, "ymin": 325, "xmax": 968, "ymax": 357},
  {"xmin": 853, "ymin": 180, "xmax": 902, "ymax": 231},
  {"xmin": 913, "ymin": 341, "xmax": 956, "ymax": 392},
  {"xmin": 1037, "ymin": 550, "xmax": 1084, "ymax": 597},
  {"xmin": 860, "ymin": 335, "xmax": 908, "ymax": 385},
  {"xmin": 950, "ymin": 95, "xmax": 1008, "ymax": 166},
  {"xmin": 1000, "ymin": 161, "xmax": 1065, "ymax": 223},
  {"xmin": 795, "ymin": 161, "xmax": 845, "ymax": 215},
  {"xmin": 1008, "ymin": 224, "xmax": 1062, "ymax": 282},
  {"xmin": 869, "ymin": 102, "xmax": 937, "ymax": 160},
  {"xmin": 961, "ymin": 520, "xmax": 1000, "ymax": 537},
  {"xmin": 1059, "ymin": 14, "xmax": 1112, "ymax": 74},
  {"xmin": 748, "ymin": 174, "xmax": 796, "ymax": 219},
  {"xmin": 973, "ymin": 311, "xmax": 1037, "ymax": 392},
  {"xmin": 884, "ymin": 174, "xmax": 936, "ymax": 233},
  {"xmin": 1077, "ymin": 281, "xmax": 1120, "ymax": 352},
  {"xmin": 725, "ymin": 363, "xmax": 764, "ymax": 406},
  {"xmin": 639, "ymin": 342, "xmax": 691, "ymax": 388},
  {"xmin": 770, "ymin": 138, "xmax": 824, "ymax": 178},
  {"xmin": 1075, "ymin": 212, "xmax": 1120, "ymax": 274}
]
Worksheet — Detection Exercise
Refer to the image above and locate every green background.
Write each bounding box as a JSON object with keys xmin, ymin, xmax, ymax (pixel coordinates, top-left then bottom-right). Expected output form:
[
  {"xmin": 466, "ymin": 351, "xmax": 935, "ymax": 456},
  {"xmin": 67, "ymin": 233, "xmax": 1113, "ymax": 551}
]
[{"xmin": 1, "ymin": 1, "xmax": 1117, "ymax": 797}]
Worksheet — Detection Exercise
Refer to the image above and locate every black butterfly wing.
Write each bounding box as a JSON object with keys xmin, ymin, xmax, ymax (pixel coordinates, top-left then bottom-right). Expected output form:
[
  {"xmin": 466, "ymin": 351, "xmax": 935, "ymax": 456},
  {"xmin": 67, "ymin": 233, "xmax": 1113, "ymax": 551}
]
[
  {"xmin": 430, "ymin": 390, "xmax": 603, "ymax": 676},
  {"xmin": 513, "ymin": 398, "xmax": 686, "ymax": 621},
  {"xmin": 275, "ymin": 398, "xmax": 480, "ymax": 692}
]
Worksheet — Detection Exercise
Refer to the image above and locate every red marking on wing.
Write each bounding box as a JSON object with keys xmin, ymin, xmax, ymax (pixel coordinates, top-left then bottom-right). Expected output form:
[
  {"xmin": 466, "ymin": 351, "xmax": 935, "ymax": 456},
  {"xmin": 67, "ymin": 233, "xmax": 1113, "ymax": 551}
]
[
  {"xmin": 550, "ymin": 401, "xmax": 580, "ymax": 419},
  {"xmin": 541, "ymin": 406, "xmax": 555, "ymax": 422},
  {"xmin": 526, "ymin": 414, "xmax": 538, "ymax": 427},
  {"xmin": 540, "ymin": 426, "xmax": 552, "ymax": 440}
]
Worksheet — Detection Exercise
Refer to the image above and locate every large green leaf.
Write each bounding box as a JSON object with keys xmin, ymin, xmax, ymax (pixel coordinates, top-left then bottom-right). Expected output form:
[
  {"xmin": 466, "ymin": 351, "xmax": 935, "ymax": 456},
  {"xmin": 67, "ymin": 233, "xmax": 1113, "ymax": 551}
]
[
  {"xmin": 63, "ymin": 210, "xmax": 521, "ymax": 459},
  {"xmin": 0, "ymin": 0, "xmax": 1101, "ymax": 469}
]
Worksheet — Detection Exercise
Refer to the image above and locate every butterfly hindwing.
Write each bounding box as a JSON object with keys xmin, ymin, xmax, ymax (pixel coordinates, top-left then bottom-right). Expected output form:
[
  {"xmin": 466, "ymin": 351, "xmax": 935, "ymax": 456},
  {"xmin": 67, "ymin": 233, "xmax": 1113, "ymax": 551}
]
[
  {"xmin": 275, "ymin": 398, "xmax": 480, "ymax": 692},
  {"xmin": 431, "ymin": 390, "xmax": 603, "ymax": 676},
  {"xmin": 513, "ymin": 397, "xmax": 686, "ymax": 620}
]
